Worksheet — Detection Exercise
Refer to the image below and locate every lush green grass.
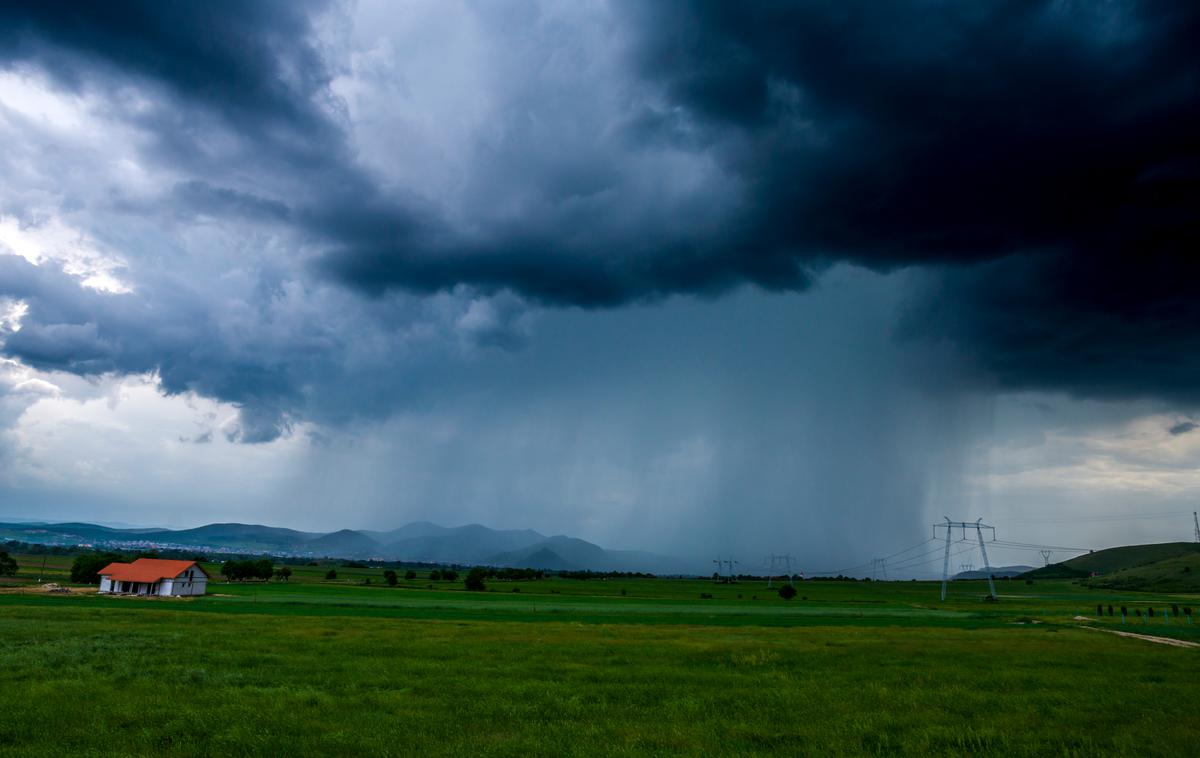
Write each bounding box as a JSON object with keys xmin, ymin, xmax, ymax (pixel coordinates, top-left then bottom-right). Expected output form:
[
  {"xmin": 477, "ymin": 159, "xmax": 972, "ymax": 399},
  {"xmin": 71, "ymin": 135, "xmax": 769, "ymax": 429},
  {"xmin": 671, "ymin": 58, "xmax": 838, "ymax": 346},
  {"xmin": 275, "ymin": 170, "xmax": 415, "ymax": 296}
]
[
  {"xmin": 1, "ymin": 603, "xmax": 1197, "ymax": 756},
  {"xmin": 1, "ymin": 568, "xmax": 1199, "ymax": 756}
]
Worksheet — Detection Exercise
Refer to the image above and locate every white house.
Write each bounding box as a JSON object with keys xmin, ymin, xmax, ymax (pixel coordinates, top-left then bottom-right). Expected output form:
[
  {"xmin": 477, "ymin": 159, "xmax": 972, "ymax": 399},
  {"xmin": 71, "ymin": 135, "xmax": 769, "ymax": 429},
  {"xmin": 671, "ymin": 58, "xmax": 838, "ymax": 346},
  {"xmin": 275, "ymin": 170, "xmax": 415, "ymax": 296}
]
[{"xmin": 98, "ymin": 558, "xmax": 208, "ymax": 596}]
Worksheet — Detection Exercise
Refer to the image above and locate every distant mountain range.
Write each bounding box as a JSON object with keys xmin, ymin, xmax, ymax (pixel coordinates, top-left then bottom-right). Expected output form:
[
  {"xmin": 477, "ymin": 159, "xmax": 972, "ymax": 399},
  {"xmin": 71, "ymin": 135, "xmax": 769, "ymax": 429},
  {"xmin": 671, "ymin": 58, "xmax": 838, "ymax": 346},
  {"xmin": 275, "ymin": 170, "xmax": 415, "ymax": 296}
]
[
  {"xmin": 0, "ymin": 519, "xmax": 697, "ymax": 574},
  {"xmin": 951, "ymin": 565, "xmax": 1035, "ymax": 580}
]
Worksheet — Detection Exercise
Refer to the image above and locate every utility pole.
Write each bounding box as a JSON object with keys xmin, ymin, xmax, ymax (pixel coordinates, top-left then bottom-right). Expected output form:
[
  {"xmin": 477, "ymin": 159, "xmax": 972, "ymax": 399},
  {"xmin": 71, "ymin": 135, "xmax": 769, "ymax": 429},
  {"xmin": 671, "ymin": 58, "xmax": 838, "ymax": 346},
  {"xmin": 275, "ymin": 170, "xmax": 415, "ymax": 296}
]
[
  {"xmin": 1194, "ymin": 511, "xmax": 1199, "ymax": 543},
  {"xmin": 713, "ymin": 559, "xmax": 722, "ymax": 582},
  {"xmin": 1040, "ymin": 549, "xmax": 1052, "ymax": 566}
]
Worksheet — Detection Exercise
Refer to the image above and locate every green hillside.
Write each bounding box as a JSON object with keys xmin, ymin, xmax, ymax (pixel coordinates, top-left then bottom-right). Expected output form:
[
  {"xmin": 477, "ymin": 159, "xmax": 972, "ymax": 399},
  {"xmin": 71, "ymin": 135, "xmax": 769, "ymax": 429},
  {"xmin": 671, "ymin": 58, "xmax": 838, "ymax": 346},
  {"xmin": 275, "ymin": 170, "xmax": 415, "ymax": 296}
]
[
  {"xmin": 1023, "ymin": 542, "xmax": 1200, "ymax": 590},
  {"xmin": 1064, "ymin": 542, "xmax": 1200, "ymax": 573},
  {"xmin": 1084, "ymin": 551, "xmax": 1200, "ymax": 592}
]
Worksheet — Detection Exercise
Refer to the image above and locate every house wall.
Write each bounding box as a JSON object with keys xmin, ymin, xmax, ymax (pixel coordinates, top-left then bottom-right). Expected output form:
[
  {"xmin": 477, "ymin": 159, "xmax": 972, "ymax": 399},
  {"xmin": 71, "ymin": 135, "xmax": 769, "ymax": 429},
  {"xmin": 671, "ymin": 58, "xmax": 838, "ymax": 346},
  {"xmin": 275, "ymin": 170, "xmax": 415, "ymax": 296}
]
[
  {"xmin": 99, "ymin": 577, "xmax": 112, "ymax": 593},
  {"xmin": 165, "ymin": 569, "xmax": 207, "ymax": 596}
]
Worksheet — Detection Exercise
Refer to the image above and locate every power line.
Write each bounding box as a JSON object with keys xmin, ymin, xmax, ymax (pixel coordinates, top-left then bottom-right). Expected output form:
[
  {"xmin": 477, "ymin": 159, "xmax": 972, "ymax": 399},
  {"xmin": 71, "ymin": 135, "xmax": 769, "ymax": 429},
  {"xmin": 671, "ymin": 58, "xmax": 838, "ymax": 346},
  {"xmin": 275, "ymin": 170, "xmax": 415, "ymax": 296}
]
[{"xmin": 995, "ymin": 509, "xmax": 1195, "ymax": 525}]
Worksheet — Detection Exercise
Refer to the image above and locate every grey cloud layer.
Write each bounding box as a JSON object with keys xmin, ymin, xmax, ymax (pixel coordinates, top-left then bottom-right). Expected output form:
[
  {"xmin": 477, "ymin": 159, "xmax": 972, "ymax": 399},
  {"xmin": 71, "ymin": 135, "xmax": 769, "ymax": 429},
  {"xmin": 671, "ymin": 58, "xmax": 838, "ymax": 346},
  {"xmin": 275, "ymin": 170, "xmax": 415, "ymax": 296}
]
[{"xmin": 1, "ymin": 0, "xmax": 1198, "ymax": 444}]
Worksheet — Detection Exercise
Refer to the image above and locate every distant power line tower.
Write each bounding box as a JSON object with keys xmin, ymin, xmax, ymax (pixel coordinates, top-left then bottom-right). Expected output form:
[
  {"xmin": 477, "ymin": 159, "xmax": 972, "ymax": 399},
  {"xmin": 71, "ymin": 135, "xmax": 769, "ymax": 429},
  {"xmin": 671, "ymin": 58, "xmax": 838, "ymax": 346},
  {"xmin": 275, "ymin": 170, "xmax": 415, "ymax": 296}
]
[
  {"xmin": 870, "ymin": 557, "xmax": 888, "ymax": 581},
  {"xmin": 1194, "ymin": 511, "xmax": 1199, "ymax": 543},
  {"xmin": 765, "ymin": 554, "xmax": 795, "ymax": 587},
  {"xmin": 935, "ymin": 517, "xmax": 997, "ymax": 602},
  {"xmin": 1040, "ymin": 550, "xmax": 1053, "ymax": 566},
  {"xmin": 713, "ymin": 557, "xmax": 739, "ymax": 582}
]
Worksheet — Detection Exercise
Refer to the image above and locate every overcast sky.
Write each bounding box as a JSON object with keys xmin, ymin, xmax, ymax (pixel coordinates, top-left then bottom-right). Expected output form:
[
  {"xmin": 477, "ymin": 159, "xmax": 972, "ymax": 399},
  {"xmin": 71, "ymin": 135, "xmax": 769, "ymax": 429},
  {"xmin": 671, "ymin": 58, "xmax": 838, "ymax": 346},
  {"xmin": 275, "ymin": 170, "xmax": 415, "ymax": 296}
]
[{"xmin": 1, "ymin": 1, "xmax": 1198, "ymax": 574}]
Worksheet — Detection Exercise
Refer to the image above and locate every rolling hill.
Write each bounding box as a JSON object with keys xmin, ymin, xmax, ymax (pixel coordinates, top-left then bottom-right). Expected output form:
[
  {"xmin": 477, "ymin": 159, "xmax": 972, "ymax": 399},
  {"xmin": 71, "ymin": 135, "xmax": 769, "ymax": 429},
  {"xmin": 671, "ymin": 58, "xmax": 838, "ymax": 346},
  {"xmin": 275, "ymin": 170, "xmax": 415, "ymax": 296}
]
[
  {"xmin": 305, "ymin": 529, "xmax": 381, "ymax": 556},
  {"xmin": 952, "ymin": 565, "xmax": 1034, "ymax": 580},
  {"xmin": 383, "ymin": 524, "xmax": 547, "ymax": 564},
  {"xmin": 1023, "ymin": 542, "xmax": 1200, "ymax": 591}
]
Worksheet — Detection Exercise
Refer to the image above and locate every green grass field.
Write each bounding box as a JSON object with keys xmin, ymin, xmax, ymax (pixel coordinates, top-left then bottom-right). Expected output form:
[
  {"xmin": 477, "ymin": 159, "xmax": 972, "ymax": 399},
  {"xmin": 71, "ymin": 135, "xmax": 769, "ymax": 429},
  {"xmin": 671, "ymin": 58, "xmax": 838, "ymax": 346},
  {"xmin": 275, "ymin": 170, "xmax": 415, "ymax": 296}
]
[{"xmin": 2, "ymin": 557, "xmax": 1198, "ymax": 756}]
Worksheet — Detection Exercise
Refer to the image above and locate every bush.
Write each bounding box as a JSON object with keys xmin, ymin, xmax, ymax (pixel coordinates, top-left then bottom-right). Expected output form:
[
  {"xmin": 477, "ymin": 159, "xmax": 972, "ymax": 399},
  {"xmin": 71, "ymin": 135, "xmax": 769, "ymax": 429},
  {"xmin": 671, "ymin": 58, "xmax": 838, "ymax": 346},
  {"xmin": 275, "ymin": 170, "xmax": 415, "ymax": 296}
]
[
  {"xmin": 441, "ymin": 569, "xmax": 459, "ymax": 582},
  {"xmin": 778, "ymin": 584, "xmax": 798, "ymax": 600},
  {"xmin": 429, "ymin": 569, "xmax": 442, "ymax": 581},
  {"xmin": 383, "ymin": 570, "xmax": 398, "ymax": 586},
  {"xmin": 325, "ymin": 569, "xmax": 338, "ymax": 581},
  {"xmin": 465, "ymin": 568, "xmax": 487, "ymax": 592},
  {"xmin": 0, "ymin": 551, "xmax": 18, "ymax": 577},
  {"xmin": 404, "ymin": 570, "xmax": 417, "ymax": 580}
]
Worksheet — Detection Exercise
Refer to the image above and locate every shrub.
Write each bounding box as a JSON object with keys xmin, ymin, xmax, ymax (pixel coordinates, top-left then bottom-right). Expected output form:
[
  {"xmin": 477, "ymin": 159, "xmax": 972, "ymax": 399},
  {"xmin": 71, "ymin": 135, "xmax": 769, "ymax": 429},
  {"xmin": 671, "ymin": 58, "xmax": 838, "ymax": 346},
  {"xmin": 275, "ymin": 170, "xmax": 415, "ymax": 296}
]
[
  {"xmin": 325, "ymin": 569, "xmax": 338, "ymax": 581},
  {"xmin": 383, "ymin": 570, "xmax": 398, "ymax": 586},
  {"xmin": 465, "ymin": 568, "xmax": 487, "ymax": 591},
  {"xmin": 404, "ymin": 570, "xmax": 417, "ymax": 580},
  {"xmin": 778, "ymin": 584, "xmax": 798, "ymax": 600},
  {"xmin": 429, "ymin": 569, "xmax": 442, "ymax": 581},
  {"xmin": 0, "ymin": 551, "xmax": 19, "ymax": 577}
]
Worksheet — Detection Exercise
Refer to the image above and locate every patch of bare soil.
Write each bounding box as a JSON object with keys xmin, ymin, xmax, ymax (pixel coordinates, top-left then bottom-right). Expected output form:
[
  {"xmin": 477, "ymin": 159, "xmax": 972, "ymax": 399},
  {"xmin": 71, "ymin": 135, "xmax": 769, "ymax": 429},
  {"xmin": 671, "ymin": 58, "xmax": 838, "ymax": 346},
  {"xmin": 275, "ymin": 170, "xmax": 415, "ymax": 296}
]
[{"xmin": 1080, "ymin": 625, "xmax": 1200, "ymax": 649}]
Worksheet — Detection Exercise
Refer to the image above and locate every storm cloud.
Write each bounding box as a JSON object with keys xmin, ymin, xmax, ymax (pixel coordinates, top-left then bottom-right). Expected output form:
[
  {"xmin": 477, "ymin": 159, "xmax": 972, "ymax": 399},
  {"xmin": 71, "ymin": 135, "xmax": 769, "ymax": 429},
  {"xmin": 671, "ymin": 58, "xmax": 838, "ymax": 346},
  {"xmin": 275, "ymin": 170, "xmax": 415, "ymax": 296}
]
[{"xmin": 0, "ymin": 0, "xmax": 1198, "ymax": 445}]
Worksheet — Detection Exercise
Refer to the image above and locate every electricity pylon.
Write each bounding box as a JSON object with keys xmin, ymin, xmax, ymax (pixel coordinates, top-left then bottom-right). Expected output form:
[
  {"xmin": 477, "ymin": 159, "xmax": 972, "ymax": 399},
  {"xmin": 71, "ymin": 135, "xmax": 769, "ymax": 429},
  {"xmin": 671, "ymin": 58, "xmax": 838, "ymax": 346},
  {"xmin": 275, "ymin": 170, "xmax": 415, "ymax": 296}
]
[
  {"xmin": 1194, "ymin": 511, "xmax": 1199, "ymax": 543},
  {"xmin": 765, "ymin": 554, "xmax": 795, "ymax": 587},
  {"xmin": 714, "ymin": 557, "xmax": 738, "ymax": 582},
  {"xmin": 935, "ymin": 517, "xmax": 997, "ymax": 601},
  {"xmin": 870, "ymin": 557, "xmax": 888, "ymax": 581},
  {"xmin": 1040, "ymin": 549, "xmax": 1052, "ymax": 566}
]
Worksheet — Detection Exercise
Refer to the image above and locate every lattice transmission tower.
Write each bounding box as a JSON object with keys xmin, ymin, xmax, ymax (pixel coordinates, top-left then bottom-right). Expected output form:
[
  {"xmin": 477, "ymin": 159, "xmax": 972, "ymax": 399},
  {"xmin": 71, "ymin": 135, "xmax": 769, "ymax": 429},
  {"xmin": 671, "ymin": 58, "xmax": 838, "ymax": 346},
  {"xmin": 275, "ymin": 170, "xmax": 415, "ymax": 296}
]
[{"xmin": 934, "ymin": 517, "xmax": 998, "ymax": 601}]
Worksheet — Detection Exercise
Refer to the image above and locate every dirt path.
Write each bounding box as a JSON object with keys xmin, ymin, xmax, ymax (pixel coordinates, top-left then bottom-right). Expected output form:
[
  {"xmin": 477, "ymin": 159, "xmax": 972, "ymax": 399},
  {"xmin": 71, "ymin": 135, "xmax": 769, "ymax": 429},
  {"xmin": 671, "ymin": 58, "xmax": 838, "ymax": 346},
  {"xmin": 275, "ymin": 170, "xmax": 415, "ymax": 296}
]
[{"xmin": 1080, "ymin": 625, "xmax": 1200, "ymax": 649}]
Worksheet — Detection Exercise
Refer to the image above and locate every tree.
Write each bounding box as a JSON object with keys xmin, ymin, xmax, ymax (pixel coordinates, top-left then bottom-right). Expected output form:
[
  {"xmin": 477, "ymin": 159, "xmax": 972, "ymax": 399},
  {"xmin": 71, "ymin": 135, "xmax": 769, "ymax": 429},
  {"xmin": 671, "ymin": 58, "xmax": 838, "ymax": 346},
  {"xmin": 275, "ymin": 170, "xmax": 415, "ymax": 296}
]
[
  {"xmin": 465, "ymin": 567, "xmax": 487, "ymax": 592},
  {"xmin": 441, "ymin": 569, "xmax": 458, "ymax": 582},
  {"xmin": 404, "ymin": 569, "xmax": 417, "ymax": 580},
  {"xmin": 71, "ymin": 553, "xmax": 123, "ymax": 584},
  {"xmin": 778, "ymin": 584, "xmax": 798, "ymax": 600},
  {"xmin": 325, "ymin": 569, "xmax": 338, "ymax": 581},
  {"xmin": 0, "ymin": 551, "xmax": 17, "ymax": 577},
  {"xmin": 274, "ymin": 566, "xmax": 293, "ymax": 582},
  {"xmin": 429, "ymin": 569, "xmax": 442, "ymax": 581},
  {"xmin": 254, "ymin": 559, "xmax": 274, "ymax": 580},
  {"xmin": 383, "ymin": 570, "xmax": 398, "ymax": 586}
]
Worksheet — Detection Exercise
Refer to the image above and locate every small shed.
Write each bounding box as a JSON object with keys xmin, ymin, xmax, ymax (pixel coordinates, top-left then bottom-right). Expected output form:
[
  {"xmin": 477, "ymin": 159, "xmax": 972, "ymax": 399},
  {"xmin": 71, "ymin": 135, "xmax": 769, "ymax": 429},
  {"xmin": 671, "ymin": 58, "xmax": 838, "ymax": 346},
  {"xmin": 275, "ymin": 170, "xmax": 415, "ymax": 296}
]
[{"xmin": 98, "ymin": 559, "xmax": 208, "ymax": 596}]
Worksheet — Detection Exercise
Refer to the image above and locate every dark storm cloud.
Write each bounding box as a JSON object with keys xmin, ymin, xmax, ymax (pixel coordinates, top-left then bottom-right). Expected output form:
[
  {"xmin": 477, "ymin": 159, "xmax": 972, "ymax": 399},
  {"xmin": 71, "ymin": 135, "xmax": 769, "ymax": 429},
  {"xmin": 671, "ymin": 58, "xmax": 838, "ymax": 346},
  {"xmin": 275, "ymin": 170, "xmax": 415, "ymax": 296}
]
[
  {"xmin": 0, "ymin": 0, "xmax": 333, "ymax": 139},
  {"xmin": 627, "ymin": 0, "xmax": 1200, "ymax": 398},
  {"xmin": 2, "ymin": 0, "xmax": 1200, "ymax": 440}
]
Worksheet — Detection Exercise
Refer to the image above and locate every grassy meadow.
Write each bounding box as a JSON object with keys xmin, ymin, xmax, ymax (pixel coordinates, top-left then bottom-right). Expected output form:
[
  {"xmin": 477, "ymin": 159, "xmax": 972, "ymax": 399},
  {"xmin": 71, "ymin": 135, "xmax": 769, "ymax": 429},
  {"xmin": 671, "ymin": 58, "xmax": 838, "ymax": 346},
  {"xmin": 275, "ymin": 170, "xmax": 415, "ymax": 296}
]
[{"xmin": 1, "ymin": 557, "xmax": 1198, "ymax": 756}]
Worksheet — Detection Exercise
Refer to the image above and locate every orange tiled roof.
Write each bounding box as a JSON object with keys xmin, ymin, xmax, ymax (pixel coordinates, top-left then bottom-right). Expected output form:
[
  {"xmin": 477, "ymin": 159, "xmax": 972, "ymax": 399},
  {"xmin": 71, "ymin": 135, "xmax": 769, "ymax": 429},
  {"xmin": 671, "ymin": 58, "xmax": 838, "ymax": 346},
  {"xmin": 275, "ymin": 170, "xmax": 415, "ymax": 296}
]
[{"xmin": 99, "ymin": 558, "xmax": 205, "ymax": 583}]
